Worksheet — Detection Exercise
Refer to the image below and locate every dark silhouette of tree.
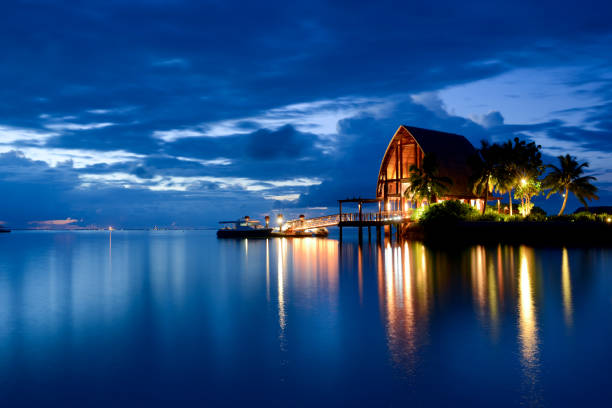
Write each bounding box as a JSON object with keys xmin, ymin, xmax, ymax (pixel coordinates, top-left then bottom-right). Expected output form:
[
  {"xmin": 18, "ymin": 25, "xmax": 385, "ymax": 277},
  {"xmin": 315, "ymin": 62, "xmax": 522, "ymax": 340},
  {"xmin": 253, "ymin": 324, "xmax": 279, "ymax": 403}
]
[
  {"xmin": 469, "ymin": 141, "xmax": 502, "ymax": 215},
  {"xmin": 543, "ymin": 154, "xmax": 599, "ymax": 215}
]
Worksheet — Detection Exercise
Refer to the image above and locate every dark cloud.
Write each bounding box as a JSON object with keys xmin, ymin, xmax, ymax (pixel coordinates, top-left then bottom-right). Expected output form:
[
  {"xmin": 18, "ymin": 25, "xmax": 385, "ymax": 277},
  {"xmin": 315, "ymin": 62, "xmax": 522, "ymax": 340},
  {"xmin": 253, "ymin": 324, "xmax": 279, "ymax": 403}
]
[
  {"xmin": 246, "ymin": 125, "xmax": 319, "ymax": 159},
  {"xmin": 0, "ymin": 0, "xmax": 611, "ymax": 225}
]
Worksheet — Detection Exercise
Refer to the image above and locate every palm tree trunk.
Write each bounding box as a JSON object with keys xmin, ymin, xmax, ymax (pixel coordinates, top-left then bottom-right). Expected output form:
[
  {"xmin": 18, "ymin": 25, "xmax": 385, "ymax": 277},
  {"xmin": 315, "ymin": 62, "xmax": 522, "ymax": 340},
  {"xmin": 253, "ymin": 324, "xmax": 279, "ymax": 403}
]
[
  {"xmin": 509, "ymin": 191, "xmax": 512, "ymax": 216},
  {"xmin": 482, "ymin": 189, "xmax": 488, "ymax": 215},
  {"xmin": 558, "ymin": 185, "xmax": 569, "ymax": 216}
]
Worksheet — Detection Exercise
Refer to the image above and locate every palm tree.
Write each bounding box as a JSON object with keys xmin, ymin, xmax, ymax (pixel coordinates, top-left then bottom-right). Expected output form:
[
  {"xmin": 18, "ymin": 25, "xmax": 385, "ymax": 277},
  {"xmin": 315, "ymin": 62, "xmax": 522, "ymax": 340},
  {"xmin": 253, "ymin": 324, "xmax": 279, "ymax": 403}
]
[
  {"xmin": 512, "ymin": 138, "xmax": 544, "ymax": 215},
  {"xmin": 470, "ymin": 141, "xmax": 501, "ymax": 215},
  {"xmin": 494, "ymin": 139, "xmax": 517, "ymax": 215},
  {"xmin": 543, "ymin": 154, "xmax": 599, "ymax": 215},
  {"xmin": 494, "ymin": 138, "xmax": 543, "ymax": 216},
  {"xmin": 404, "ymin": 153, "xmax": 453, "ymax": 205}
]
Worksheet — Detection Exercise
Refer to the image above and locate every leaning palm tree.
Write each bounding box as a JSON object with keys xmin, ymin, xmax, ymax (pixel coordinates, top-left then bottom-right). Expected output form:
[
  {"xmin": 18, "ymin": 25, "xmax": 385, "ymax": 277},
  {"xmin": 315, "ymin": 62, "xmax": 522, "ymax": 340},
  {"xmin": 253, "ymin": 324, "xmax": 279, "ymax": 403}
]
[
  {"xmin": 543, "ymin": 154, "xmax": 599, "ymax": 215},
  {"xmin": 405, "ymin": 153, "xmax": 453, "ymax": 205},
  {"xmin": 470, "ymin": 141, "xmax": 501, "ymax": 215}
]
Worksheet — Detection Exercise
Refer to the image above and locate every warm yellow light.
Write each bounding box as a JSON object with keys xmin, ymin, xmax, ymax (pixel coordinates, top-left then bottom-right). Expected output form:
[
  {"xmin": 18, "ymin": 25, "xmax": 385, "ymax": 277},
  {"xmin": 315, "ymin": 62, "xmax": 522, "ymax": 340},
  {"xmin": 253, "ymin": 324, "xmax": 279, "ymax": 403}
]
[
  {"xmin": 277, "ymin": 216, "xmax": 283, "ymax": 225},
  {"xmin": 108, "ymin": 226, "xmax": 114, "ymax": 231},
  {"xmin": 607, "ymin": 217, "xmax": 611, "ymax": 223},
  {"xmin": 521, "ymin": 178, "xmax": 527, "ymax": 186},
  {"xmin": 561, "ymin": 248, "xmax": 573, "ymax": 327},
  {"xmin": 404, "ymin": 202, "xmax": 408, "ymax": 212},
  {"xmin": 386, "ymin": 202, "xmax": 391, "ymax": 211}
]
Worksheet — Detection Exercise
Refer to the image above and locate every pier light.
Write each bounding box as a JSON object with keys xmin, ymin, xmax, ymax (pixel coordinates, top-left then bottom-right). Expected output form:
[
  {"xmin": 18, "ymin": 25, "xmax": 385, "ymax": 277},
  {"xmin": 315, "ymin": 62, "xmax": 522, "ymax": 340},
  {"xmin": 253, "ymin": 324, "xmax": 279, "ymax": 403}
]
[
  {"xmin": 108, "ymin": 226, "xmax": 114, "ymax": 231},
  {"xmin": 277, "ymin": 214, "xmax": 283, "ymax": 225}
]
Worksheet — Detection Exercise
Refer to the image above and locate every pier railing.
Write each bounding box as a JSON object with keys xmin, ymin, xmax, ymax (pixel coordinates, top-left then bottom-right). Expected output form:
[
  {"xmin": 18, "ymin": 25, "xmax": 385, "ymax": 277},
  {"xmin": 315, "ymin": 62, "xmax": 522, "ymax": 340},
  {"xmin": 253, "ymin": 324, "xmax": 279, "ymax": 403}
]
[{"xmin": 285, "ymin": 211, "xmax": 411, "ymax": 231}]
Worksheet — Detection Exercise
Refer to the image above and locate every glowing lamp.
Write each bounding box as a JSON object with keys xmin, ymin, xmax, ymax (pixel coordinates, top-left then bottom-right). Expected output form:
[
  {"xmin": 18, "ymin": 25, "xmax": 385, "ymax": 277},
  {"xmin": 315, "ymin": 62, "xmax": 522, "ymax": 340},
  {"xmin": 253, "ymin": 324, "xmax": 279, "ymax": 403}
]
[{"xmin": 521, "ymin": 178, "xmax": 527, "ymax": 186}]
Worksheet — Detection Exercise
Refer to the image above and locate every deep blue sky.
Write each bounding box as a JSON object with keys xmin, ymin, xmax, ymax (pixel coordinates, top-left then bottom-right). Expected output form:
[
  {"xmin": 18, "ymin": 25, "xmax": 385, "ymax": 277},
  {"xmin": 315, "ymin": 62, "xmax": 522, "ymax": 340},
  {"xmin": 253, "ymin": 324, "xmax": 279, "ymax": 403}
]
[{"xmin": 1, "ymin": 0, "xmax": 611, "ymax": 228}]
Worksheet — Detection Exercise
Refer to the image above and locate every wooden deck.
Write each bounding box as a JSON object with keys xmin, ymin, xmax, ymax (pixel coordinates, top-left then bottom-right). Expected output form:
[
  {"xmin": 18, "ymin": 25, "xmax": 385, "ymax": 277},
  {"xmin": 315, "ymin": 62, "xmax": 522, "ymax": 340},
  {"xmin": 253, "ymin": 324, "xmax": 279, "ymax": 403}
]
[{"xmin": 284, "ymin": 211, "xmax": 412, "ymax": 231}]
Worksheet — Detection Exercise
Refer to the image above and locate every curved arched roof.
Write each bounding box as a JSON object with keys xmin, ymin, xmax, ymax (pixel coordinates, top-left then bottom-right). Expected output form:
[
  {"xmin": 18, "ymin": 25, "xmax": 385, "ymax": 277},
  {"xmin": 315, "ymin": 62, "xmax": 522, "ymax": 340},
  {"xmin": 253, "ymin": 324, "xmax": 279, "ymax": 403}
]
[{"xmin": 377, "ymin": 125, "xmax": 477, "ymax": 198}]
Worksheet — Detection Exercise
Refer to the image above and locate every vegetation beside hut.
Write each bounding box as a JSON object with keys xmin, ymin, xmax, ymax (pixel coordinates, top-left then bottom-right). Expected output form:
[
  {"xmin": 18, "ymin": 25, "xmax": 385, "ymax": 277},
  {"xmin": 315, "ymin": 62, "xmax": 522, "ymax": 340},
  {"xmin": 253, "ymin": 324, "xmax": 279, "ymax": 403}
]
[
  {"xmin": 397, "ymin": 132, "xmax": 600, "ymax": 218},
  {"xmin": 412, "ymin": 200, "xmax": 611, "ymax": 225}
]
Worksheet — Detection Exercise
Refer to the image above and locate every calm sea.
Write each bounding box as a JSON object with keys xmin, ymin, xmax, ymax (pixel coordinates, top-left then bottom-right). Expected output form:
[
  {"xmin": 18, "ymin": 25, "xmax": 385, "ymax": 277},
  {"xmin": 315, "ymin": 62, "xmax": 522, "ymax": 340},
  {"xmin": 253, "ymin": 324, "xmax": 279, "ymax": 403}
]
[{"xmin": 0, "ymin": 230, "xmax": 611, "ymax": 406}]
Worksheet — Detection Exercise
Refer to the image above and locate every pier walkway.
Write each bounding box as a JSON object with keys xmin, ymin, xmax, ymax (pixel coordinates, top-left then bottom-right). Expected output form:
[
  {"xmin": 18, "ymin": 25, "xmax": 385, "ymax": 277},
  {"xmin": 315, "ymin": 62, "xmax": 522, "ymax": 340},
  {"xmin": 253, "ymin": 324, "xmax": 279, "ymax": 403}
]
[
  {"xmin": 284, "ymin": 211, "xmax": 411, "ymax": 231},
  {"xmin": 283, "ymin": 198, "xmax": 413, "ymax": 242}
]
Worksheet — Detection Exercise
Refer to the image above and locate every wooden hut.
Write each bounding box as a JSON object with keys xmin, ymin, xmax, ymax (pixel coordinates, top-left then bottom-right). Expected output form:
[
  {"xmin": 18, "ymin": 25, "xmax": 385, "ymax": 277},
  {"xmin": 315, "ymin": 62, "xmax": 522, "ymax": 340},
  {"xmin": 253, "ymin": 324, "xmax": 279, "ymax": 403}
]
[{"xmin": 376, "ymin": 125, "xmax": 484, "ymax": 211}]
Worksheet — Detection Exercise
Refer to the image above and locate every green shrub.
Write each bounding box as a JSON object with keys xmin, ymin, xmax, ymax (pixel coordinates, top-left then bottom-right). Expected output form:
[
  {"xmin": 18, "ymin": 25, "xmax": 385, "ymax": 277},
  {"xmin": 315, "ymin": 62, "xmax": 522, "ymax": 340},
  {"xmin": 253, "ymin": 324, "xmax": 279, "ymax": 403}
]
[
  {"xmin": 419, "ymin": 200, "xmax": 478, "ymax": 226},
  {"xmin": 572, "ymin": 211, "xmax": 596, "ymax": 222},
  {"xmin": 472, "ymin": 208, "xmax": 506, "ymax": 222},
  {"xmin": 506, "ymin": 215, "xmax": 524, "ymax": 222},
  {"xmin": 524, "ymin": 212, "xmax": 547, "ymax": 222},
  {"xmin": 411, "ymin": 206, "xmax": 426, "ymax": 221},
  {"xmin": 531, "ymin": 206, "xmax": 547, "ymax": 216}
]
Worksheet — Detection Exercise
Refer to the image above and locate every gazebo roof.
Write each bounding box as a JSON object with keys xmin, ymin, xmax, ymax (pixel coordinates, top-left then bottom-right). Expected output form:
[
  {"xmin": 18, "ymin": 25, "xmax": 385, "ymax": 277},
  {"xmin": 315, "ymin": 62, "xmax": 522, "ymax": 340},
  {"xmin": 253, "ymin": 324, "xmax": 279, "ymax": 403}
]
[{"xmin": 400, "ymin": 125, "xmax": 477, "ymax": 197}]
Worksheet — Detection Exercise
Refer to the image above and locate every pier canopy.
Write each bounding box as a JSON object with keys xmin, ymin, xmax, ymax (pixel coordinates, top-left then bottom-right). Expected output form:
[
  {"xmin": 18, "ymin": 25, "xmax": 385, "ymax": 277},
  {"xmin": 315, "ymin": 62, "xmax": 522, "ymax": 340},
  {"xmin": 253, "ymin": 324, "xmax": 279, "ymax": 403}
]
[{"xmin": 376, "ymin": 125, "xmax": 482, "ymax": 210}]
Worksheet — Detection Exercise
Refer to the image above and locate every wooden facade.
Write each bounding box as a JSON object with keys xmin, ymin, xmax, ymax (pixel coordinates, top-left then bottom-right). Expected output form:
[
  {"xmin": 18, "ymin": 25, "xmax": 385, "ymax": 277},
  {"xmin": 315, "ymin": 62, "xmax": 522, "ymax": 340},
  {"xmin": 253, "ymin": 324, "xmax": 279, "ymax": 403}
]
[{"xmin": 376, "ymin": 125, "xmax": 484, "ymax": 211}]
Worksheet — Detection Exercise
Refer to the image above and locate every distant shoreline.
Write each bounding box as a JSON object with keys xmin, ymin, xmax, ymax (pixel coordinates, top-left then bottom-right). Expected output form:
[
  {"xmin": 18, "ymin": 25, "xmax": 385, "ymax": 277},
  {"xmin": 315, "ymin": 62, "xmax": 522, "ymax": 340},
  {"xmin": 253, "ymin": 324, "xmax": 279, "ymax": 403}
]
[{"xmin": 5, "ymin": 227, "xmax": 219, "ymax": 231}]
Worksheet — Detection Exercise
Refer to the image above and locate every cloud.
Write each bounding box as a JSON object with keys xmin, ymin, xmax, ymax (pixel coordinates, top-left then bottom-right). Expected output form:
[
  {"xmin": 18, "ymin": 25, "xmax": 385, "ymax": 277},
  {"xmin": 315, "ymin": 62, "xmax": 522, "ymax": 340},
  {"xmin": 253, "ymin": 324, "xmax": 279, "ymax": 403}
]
[
  {"xmin": 78, "ymin": 172, "xmax": 321, "ymax": 193},
  {"xmin": 0, "ymin": 146, "xmax": 144, "ymax": 168},
  {"xmin": 86, "ymin": 106, "xmax": 136, "ymax": 115},
  {"xmin": 29, "ymin": 218, "xmax": 79, "ymax": 226},
  {"xmin": 152, "ymin": 58, "xmax": 189, "ymax": 68},
  {"xmin": 475, "ymin": 111, "xmax": 505, "ymax": 128},
  {"xmin": 152, "ymin": 97, "xmax": 391, "ymax": 142},
  {"xmin": 0, "ymin": 0, "xmax": 611, "ymax": 225},
  {"xmin": 263, "ymin": 194, "xmax": 300, "ymax": 201},
  {"xmin": 44, "ymin": 122, "xmax": 115, "ymax": 131},
  {"xmin": 175, "ymin": 156, "xmax": 232, "ymax": 166},
  {"xmin": 0, "ymin": 125, "xmax": 57, "ymax": 144}
]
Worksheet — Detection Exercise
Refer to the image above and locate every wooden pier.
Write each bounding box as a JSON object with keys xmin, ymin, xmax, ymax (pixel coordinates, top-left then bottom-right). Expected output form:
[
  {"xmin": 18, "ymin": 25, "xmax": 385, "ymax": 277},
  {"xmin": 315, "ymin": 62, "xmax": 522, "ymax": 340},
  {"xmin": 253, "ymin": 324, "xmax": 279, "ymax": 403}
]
[{"xmin": 284, "ymin": 198, "xmax": 411, "ymax": 243}]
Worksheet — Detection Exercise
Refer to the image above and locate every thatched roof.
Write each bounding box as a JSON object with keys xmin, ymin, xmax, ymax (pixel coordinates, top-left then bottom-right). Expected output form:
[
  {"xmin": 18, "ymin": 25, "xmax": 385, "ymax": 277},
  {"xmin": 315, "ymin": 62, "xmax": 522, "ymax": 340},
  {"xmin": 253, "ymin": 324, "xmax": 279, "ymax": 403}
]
[{"xmin": 401, "ymin": 125, "xmax": 477, "ymax": 197}]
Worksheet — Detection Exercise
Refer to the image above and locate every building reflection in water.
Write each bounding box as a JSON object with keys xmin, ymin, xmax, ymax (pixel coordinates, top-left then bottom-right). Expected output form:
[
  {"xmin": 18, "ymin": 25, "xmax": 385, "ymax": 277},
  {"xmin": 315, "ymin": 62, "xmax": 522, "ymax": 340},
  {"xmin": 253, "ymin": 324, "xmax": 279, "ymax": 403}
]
[
  {"xmin": 561, "ymin": 248, "xmax": 573, "ymax": 328},
  {"xmin": 379, "ymin": 240, "xmax": 431, "ymax": 373}
]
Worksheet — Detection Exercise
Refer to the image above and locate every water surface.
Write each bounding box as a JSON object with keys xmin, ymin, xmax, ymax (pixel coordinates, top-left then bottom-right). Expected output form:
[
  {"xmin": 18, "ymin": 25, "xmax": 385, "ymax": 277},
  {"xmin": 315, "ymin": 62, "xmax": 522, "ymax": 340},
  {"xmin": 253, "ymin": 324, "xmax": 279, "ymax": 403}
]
[{"xmin": 0, "ymin": 231, "xmax": 611, "ymax": 406}]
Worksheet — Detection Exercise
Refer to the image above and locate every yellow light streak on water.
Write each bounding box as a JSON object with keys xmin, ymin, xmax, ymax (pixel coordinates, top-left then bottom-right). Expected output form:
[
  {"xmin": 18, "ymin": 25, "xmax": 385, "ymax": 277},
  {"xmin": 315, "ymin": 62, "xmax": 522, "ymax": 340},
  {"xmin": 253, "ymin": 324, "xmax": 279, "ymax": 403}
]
[
  {"xmin": 277, "ymin": 238, "xmax": 286, "ymax": 338},
  {"xmin": 561, "ymin": 248, "xmax": 573, "ymax": 328},
  {"xmin": 518, "ymin": 247, "xmax": 538, "ymax": 365}
]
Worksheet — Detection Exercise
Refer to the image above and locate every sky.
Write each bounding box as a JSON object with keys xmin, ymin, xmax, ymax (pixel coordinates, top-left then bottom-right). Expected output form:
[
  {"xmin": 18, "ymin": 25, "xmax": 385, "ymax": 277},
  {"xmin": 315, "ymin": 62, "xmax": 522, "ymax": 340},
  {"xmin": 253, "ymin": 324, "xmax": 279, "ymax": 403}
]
[{"xmin": 1, "ymin": 0, "xmax": 611, "ymax": 228}]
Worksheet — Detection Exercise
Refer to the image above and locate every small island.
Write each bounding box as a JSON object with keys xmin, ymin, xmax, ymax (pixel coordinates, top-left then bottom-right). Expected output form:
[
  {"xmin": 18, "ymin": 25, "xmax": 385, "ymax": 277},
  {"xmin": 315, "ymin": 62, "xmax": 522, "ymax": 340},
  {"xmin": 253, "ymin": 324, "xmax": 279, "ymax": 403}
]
[
  {"xmin": 280, "ymin": 125, "xmax": 610, "ymax": 245},
  {"xmin": 378, "ymin": 125, "xmax": 610, "ymax": 245}
]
